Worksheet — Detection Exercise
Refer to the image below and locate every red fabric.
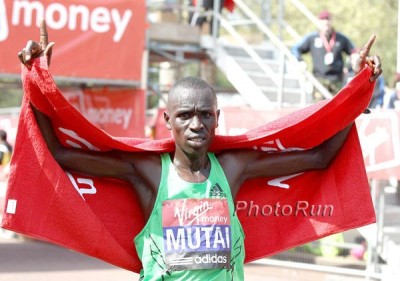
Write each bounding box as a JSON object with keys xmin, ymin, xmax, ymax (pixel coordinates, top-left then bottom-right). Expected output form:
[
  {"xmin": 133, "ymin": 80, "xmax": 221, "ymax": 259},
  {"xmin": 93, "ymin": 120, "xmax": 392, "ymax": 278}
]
[
  {"xmin": 1, "ymin": 57, "xmax": 376, "ymax": 272},
  {"xmin": 192, "ymin": 0, "xmax": 235, "ymax": 12},
  {"xmin": 224, "ymin": 0, "xmax": 235, "ymax": 12}
]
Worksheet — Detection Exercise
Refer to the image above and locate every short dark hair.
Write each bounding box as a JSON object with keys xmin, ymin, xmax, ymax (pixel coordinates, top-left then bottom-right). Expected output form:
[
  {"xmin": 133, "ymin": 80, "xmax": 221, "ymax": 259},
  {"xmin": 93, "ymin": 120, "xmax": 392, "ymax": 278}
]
[
  {"xmin": 168, "ymin": 76, "xmax": 217, "ymax": 108},
  {"xmin": 0, "ymin": 130, "xmax": 7, "ymax": 140},
  {"xmin": 169, "ymin": 76, "xmax": 214, "ymax": 95}
]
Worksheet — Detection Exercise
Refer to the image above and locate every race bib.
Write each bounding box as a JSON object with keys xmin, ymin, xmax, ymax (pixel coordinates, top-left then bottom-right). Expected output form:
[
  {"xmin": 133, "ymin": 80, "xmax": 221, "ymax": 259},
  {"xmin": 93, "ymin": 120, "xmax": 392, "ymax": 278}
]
[
  {"xmin": 162, "ymin": 198, "xmax": 231, "ymax": 271},
  {"xmin": 324, "ymin": 52, "xmax": 334, "ymax": 65}
]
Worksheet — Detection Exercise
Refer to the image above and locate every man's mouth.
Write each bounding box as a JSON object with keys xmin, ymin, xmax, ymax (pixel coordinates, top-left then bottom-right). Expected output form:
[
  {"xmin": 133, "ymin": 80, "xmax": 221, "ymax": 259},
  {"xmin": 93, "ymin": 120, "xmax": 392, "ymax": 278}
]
[
  {"xmin": 187, "ymin": 136, "xmax": 207, "ymax": 145},
  {"xmin": 189, "ymin": 137, "xmax": 205, "ymax": 141}
]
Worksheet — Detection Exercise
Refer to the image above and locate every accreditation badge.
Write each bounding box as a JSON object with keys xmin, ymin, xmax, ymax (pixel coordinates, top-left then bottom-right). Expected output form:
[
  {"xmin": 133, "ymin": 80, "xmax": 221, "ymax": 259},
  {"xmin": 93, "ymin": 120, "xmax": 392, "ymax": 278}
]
[
  {"xmin": 314, "ymin": 38, "xmax": 323, "ymax": 48},
  {"xmin": 324, "ymin": 52, "xmax": 334, "ymax": 65},
  {"xmin": 162, "ymin": 198, "xmax": 231, "ymax": 271}
]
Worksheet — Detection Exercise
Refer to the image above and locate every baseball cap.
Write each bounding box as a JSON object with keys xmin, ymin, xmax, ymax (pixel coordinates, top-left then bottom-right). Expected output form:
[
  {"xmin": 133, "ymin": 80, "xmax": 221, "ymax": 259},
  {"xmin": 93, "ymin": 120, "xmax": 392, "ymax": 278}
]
[{"xmin": 319, "ymin": 10, "xmax": 331, "ymax": 20}]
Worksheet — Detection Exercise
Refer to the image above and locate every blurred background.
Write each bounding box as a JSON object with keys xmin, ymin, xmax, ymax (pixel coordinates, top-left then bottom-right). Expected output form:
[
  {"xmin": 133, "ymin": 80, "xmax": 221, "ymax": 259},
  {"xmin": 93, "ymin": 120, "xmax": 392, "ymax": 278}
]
[{"xmin": 1, "ymin": 0, "xmax": 400, "ymax": 280}]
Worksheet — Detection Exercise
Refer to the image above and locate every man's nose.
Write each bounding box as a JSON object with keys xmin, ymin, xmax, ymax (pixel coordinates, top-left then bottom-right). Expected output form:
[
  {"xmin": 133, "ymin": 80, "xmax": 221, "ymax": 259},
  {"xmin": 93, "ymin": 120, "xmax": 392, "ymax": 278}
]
[{"xmin": 190, "ymin": 115, "xmax": 203, "ymax": 130}]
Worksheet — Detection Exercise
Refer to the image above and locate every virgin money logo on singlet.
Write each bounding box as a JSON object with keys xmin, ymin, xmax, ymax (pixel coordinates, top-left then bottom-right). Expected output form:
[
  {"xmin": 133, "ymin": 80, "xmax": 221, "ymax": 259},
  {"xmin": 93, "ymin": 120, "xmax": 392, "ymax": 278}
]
[{"xmin": 162, "ymin": 198, "xmax": 231, "ymax": 271}]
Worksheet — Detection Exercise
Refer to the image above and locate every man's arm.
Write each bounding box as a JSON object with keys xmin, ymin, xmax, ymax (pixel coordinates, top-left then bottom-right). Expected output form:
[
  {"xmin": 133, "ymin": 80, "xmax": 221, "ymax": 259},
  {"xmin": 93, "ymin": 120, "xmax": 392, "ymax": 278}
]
[
  {"xmin": 20, "ymin": 20, "xmax": 137, "ymax": 182},
  {"xmin": 243, "ymin": 124, "xmax": 353, "ymax": 180},
  {"xmin": 223, "ymin": 35, "xmax": 382, "ymax": 197},
  {"xmin": 291, "ymin": 33, "xmax": 313, "ymax": 61},
  {"xmin": 31, "ymin": 103, "xmax": 163, "ymax": 219},
  {"xmin": 31, "ymin": 104, "xmax": 137, "ymax": 181},
  {"xmin": 20, "ymin": 20, "xmax": 163, "ymax": 211},
  {"xmin": 242, "ymin": 35, "xmax": 381, "ymax": 180},
  {"xmin": 219, "ymin": 124, "xmax": 354, "ymax": 198}
]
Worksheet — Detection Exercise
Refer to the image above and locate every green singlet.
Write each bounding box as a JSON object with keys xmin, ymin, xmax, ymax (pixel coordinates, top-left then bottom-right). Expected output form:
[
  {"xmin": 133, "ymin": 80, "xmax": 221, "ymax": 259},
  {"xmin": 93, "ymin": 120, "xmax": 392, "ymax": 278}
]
[{"xmin": 134, "ymin": 153, "xmax": 245, "ymax": 280}]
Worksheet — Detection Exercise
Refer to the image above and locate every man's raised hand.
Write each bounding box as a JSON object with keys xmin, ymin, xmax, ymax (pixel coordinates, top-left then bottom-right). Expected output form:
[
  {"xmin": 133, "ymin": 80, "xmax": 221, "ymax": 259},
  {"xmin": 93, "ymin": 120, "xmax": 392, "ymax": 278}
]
[
  {"xmin": 18, "ymin": 20, "xmax": 55, "ymax": 67},
  {"xmin": 355, "ymin": 35, "xmax": 382, "ymax": 82}
]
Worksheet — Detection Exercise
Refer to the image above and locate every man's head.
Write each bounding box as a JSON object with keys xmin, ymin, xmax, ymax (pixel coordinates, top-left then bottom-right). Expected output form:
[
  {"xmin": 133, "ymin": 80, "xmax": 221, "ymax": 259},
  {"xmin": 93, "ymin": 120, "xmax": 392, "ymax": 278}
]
[
  {"xmin": 0, "ymin": 130, "xmax": 7, "ymax": 141},
  {"xmin": 318, "ymin": 10, "xmax": 333, "ymax": 35},
  {"xmin": 164, "ymin": 77, "xmax": 220, "ymax": 155}
]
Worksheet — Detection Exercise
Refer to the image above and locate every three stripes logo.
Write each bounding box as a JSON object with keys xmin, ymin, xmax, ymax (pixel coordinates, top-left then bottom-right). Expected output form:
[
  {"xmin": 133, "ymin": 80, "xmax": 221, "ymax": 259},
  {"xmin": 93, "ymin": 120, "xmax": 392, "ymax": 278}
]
[{"xmin": 209, "ymin": 183, "xmax": 226, "ymax": 198}]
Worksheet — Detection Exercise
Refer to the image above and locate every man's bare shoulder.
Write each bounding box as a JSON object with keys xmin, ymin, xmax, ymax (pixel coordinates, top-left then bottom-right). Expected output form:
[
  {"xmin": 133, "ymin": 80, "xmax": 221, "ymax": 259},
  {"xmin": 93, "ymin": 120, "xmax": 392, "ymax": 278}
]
[
  {"xmin": 122, "ymin": 151, "xmax": 162, "ymax": 168},
  {"xmin": 216, "ymin": 149, "xmax": 259, "ymax": 168},
  {"xmin": 120, "ymin": 151, "xmax": 163, "ymax": 194},
  {"xmin": 215, "ymin": 149, "xmax": 261, "ymax": 197}
]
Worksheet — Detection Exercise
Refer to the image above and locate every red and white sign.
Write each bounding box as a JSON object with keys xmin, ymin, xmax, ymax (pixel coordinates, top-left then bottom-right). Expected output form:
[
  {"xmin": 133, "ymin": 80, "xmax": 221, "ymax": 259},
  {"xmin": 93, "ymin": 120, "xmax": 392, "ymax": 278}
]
[
  {"xmin": 0, "ymin": 0, "xmax": 146, "ymax": 83},
  {"xmin": 357, "ymin": 111, "xmax": 400, "ymax": 179},
  {"xmin": 63, "ymin": 87, "xmax": 146, "ymax": 138}
]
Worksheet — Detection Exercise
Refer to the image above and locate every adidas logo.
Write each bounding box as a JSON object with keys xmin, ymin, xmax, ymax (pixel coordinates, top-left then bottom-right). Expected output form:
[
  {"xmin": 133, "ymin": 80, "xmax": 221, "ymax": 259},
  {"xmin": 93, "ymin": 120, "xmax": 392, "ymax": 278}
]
[{"xmin": 209, "ymin": 183, "xmax": 226, "ymax": 198}]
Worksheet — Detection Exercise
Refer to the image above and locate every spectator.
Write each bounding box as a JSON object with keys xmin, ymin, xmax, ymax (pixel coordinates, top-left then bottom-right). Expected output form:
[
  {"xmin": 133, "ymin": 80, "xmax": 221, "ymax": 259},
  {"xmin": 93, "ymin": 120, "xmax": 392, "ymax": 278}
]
[
  {"xmin": 383, "ymin": 73, "xmax": 400, "ymax": 109},
  {"xmin": 292, "ymin": 10, "xmax": 355, "ymax": 101},
  {"xmin": 188, "ymin": 0, "xmax": 225, "ymax": 34},
  {"xmin": 369, "ymin": 75, "xmax": 386, "ymax": 109},
  {"xmin": 0, "ymin": 129, "xmax": 14, "ymax": 239},
  {"xmin": 0, "ymin": 129, "xmax": 12, "ymax": 166}
]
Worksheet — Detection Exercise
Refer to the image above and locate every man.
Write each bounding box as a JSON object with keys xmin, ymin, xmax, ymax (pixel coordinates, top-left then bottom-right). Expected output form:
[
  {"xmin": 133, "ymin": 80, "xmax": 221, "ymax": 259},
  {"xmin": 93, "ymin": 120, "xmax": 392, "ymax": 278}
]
[
  {"xmin": 384, "ymin": 73, "xmax": 400, "ymax": 109},
  {"xmin": 18, "ymin": 21, "xmax": 381, "ymax": 280},
  {"xmin": 292, "ymin": 10, "xmax": 355, "ymax": 101},
  {"xmin": 0, "ymin": 130, "xmax": 12, "ymax": 166}
]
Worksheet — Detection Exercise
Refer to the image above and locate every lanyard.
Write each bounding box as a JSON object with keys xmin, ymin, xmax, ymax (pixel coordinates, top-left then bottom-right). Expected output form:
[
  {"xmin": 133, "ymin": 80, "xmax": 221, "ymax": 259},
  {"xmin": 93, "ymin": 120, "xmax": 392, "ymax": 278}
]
[{"xmin": 320, "ymin": 32, "xmax": 336, "ymax": 52}]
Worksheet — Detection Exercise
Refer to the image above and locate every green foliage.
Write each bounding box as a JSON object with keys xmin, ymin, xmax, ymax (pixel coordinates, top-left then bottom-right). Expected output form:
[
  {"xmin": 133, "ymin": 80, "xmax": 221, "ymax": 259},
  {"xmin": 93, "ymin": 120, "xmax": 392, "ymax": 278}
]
[{"xmin": 0, "ymin": 81, "xmax": 23, "ymax": 108}]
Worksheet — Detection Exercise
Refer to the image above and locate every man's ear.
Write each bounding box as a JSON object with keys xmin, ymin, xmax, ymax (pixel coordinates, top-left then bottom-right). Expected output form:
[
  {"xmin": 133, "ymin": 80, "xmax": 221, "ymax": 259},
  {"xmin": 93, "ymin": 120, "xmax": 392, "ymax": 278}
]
[
  {"xmin": 216, "ymin": 109, "xmax": 220, "ymax": 128},
  {"xmin": 164, "ymin": 111, "xmax": 172, "ymax": 130}
]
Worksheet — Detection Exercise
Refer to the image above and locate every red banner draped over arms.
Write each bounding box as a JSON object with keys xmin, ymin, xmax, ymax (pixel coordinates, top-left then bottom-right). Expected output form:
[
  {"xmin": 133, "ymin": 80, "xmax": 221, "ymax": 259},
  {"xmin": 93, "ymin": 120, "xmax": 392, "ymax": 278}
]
[{"xmin": 1, "ymin": 57, "xmax": 376, "ymax": 272}]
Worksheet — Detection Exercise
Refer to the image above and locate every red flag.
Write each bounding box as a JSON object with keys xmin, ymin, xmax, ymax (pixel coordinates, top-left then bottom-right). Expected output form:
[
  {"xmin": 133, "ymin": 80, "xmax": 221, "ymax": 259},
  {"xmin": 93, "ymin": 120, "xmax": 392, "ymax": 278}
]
[{"xmin": 1, "ymin": 57, "xmax": 375, "ymax": 272}]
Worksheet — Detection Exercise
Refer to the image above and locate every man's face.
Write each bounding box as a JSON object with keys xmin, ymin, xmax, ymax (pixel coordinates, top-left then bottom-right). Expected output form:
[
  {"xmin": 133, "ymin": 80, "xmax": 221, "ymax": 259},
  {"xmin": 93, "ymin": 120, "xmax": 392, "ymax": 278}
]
[
  {"xmin": 319, "ymin": 18, "xmax": 332, "ymax": 34},
  {"xmin": 164, "ymin": 88, "xmax": 220, "ymax": 156}
]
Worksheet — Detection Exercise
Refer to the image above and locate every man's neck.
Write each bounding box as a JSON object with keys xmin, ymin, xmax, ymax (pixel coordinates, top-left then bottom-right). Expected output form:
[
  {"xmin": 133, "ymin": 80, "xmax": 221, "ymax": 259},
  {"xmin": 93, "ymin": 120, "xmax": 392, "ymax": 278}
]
[
  {"xmin": 324, "ymin": 28, "xmax": 334, "ymax": 39},
  {"xmin": 171, "ymin": 150, "xmax": 211, "ymax": 182},
  {"xmin": 173, "ymin": 150, "xmax": 209, "ymax": 171}
]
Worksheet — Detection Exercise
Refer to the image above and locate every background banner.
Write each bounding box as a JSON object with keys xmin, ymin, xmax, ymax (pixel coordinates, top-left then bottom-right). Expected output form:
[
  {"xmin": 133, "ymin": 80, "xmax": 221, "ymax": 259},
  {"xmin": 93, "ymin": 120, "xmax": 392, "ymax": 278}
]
[
  {"xmin": 0, "ymin": 0, "xmax": 146, "ymax": 83},
  {"xmin": 63, "ymin": 87, "xmax": 146, "ymax": 138}
]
